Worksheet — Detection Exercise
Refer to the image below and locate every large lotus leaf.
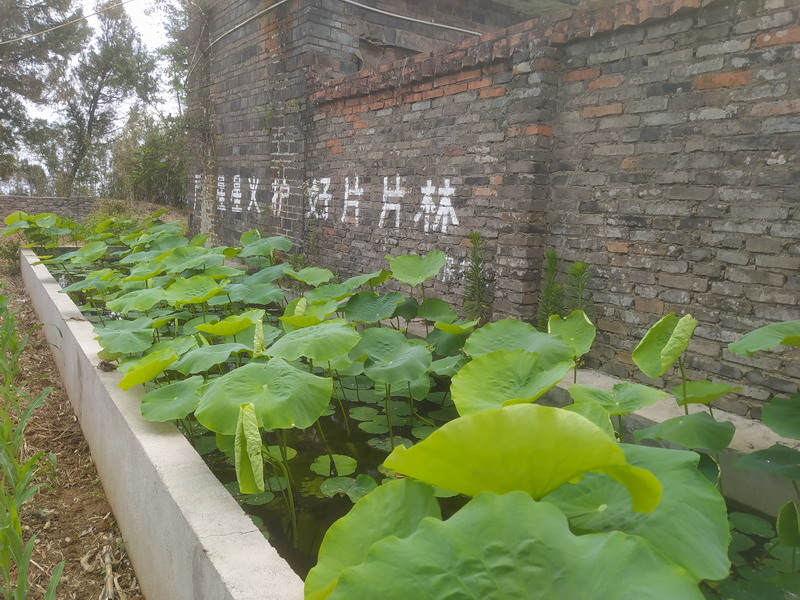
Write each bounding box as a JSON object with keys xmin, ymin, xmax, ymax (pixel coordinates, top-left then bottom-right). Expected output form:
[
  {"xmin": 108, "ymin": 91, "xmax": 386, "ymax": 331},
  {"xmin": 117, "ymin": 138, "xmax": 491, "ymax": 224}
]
[
  {"xmin": 385, "ymin": 404, "xmax": 661, "ymax": 512},
  {"xmin": 243, "ymin": 264, "xmax": 290, "ymax": 285},
  {"xmin": 563, "ymin": 402, "xmax": 615, "ymax": 439},
  {"xmin": 429, "ymin": 355, "xmax": 467, "ymax": 377},
  {"xmin": 195, "ymin": 359, "xmax": 332, "ymax": 434},
  {"xmin": 417, "ymin": 298, "xmax": 457, "ymax": 324},
  {"xmin": 778, "ymin": 502, "xmax": 800, "ymax": 547},
  {"xmin": 310, "ymin": 454, "xmax": 357, "ymax": 477},
  {"xmin": 172, "ymin": 343, "xmax": 250, "ymax": 375},
  {"xmin": 544, "ymin": 444, "xmax": 730, "ymax": 583},
  {"xmin": 156, "ymin": 245, "xmax": 221, "ymax": 274},
  {"xmin": 388, "ymin": 251, "xmax": 446, "ymax": 287},
  {"xmin": 164, "ymin": 276, "xmax": 226, "ymax": 306},
  {"xmin": 239, "ymin": 230, "xmax": 260, "ymax": 247},
  {"xmin": 267, "ymin": 320, "xmax": 359, "ymax": 363},
  {"xmin": 633, "ymin": 412, "xmax": 735, "ymax": 453},
  {"xmin": 71, "ymin": 241, "xmax": 107, "ymax": 263},
  {"xmin": 123, "ymin": 261, "xmax": 164, "ymax": 281},
  {"xmin": 95, "ymin": 318, "xmax": 155, "ymax": 355},
  {"xmin": 569, "ymin": 383, "xmax": 667, "ymax": 416},
  {"xmin": 763, "ymin": 394, "xmax": 800, "ymax": 439},
  {"xmin": 328, "ymin": 492, "xmax": 702, "ymax": 600},
  {"xmin": 141, "ymin": 376, "xmax": 204, "ymax": 422},
  {"xmin": 214, "ymin": 282, "xmax": 284, "ymax": 306},
  {"xmin": 632, "ymin": 313, "xmax": 698, "ymax": 378},
  {"xmin": 306, "ymin": 283, "xmax": 355, "ymax": 304},
  {"xmin": 204, "ymin": 265, "xmax": 246, "ymax": 279},
  {"xmin": 238, "ymin": 235, "xmax": 292, "ymax": 258},
  {"xmin": 734, "ymin": 444, "xmax": 800, "ymax": 480},
  {"xmin": 235, "ymin": 403, "xmax": 265, "ymax": 494},
  {"xmin": 118, "ymin": 349, "xmax": 178, "ymax": 391},
  {"xmin": 548, "ymin": 310, "xmax": 596, "ymax": 358},
  {"xmin": 433, "ymin": 319, "xmax": 479, "ymax": 335},
  {"xmin": 350, "ymin": 328, "xmax": 432, "ymax": 385},
  {"xmin": 287, "ymin": 267, "xmax": 334, "ymax": 287},
  {"xmin": 194, "ymin": 309, "xmax": 265, "ymax": 337},
  {"xmin": 344, "ymin": 292, "xmax": 404, "ymax": 324},
  {"xmin": 106, "ymin": 288, "xmax": 165, "ymax": 314},
  {"xmin": 343, "ymin": 270, "xmax": 390, "ymax": 290},
  {"xmin": 451, "ymin": 350, "xmax": 573, "ymax": 415},
  {"xmin": 670, "ymin": 380, "xmax": 742, "ymax": 407},
  {"xmin": 464, "ymin": 319, "xmax": 574, "ymax": 367},
  {"xmin": 305, "ymin": 479, "xmax": 440, "ymax": 600},
  {"xmin": 119, "ymin": 250, "xmax": 160, "ymax": 265},
  {"xmin": 729, "ymin": 321, "xmax": 800, "ymax": 357},
  {"xmin": 319, "ymin": 474, "xmax": 378, "ymax": 503},
  {"xmin": 280, "ymin": 299, "xmax": 339, "ymax": 329}
]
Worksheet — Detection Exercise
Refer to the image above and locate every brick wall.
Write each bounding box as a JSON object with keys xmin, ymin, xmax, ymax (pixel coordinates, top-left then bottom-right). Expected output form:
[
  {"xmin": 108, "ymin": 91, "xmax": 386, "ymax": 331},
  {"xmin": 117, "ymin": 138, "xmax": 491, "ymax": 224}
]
[
  {"xmin": 187, "ymin": 0, "xmax": 800, "ymax": 415},
  {"xmin": 0, "ymin": 196, "xmax": 96, "ymax": 223}
]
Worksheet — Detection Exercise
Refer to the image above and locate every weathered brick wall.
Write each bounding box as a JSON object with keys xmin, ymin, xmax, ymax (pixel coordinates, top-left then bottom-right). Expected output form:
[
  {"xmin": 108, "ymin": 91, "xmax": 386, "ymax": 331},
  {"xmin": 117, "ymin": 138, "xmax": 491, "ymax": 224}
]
[
  {"xmin": 188, "ymin": 0, "xmax": 800, "ymax": 415},
  {"xmin": 0, "ymin": 196, "xmax": 96, "ymax": 223}
]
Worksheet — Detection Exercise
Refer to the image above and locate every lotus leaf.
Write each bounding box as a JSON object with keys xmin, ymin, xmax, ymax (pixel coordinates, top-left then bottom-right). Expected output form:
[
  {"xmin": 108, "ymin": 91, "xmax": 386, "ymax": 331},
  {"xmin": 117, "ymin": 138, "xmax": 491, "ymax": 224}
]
[
  {"xmin": 95, "ymin": 317, "xmax": 154, "ymax": 355},
  {"xmin": 734, "ymin": 444, "xmax": 800, "ymax": 480},
  {"xmin": 563, "ymin": 402, "xmax": 615, "ymax": 439},
  {"xmin": 387, "ymin": 251, "xmax": 446, "ymax": 287},
  {"xmin": 172, "ymin": 343, "xmax": 250, "ymax": 374},
  {"xmin": 71, "ymin": 241, "xmax": 107, "ymax": 263},
  {"xmin": 343, "ymin": 270, "xmax": 390, "ymax": 289},
  {"xmin": 195, "ymin": 359, "xmax": 333, "ymax": 435},
  {"xmin": 569, "ymin": 382, "xmax": 667, "ymax": 416},
  {"xmin": 548, "ymin": 310, "xmax": 596, "ymax": 358},
  {"xmin": 118, "ymin": 349, "xmax": 178, "ymax": 391},
  {"xmin": 144, "ymin": 336, "xmax": 197, "ymax": 358},
  {"xmin": 141, "ymin": 376, "xmax": 203, "ymax": 422},
  {"xmin": 305, "ymin": 479, "xmax": 440, "ymax": 600},
  {"xmin": 287, "ymin": 267, "xmax": 334, "ymax": 287},
  {"xmin": 429, "ymin": 355, "xmax": 467, "ymax": 377},
  {"xmin": 306, "ymin": 283, "xmax": 355, "ymax": 303},
  {"xmin": 350, "ymin": 328, "xmax": 432, "ymax": 385},
  {"xmin": 729, "ymin": 320, "xmax": 800, "ymax": 357},
  {"xmin": 433, "ymin": 319, "xmax": 479, "ymax": 335},
  {"xmin": 280, "ymin": 300, "xmax": 339, "ymax": 328},
  {"xmin": 195, "ymin": 309, "xmax": 265, "ymax": 337},
  {"xmin": 319, "ymin": 474, "xmax": 377, "ymax": 503},
  {"xmin": 633, "ymin": 412, "xmax": 735, "ymax": 452},
  {"xmin": 391, "ymin": 296, "xmax": 419, "ymax": 320},
  {"xmin": 156, "ymin": 246, "xmax": 220, "ymax": 273},
  {"xmin": 417, "ymin": 298, "xmax": 456, "ymax": 323},
  {"xmin": 344, "ymin": 292, "xmax": 404, "ymax": 324},
  {"xmin": 451, "ymin": 350, "xmax": 573, "ymax": 415},
  {"xmin": 239, "ymin": 235, "xmax": 292, "ymax": 258},
  {"xmin": 106, "ymin": 288, "xmax": 165, "ymax": 314},
  {"xmin": 268, "ymin": 320, "xmax": 360, "ymax": 363},
  {"xmin": 778, "ymin": 502, "xmax": 800, "ymax": 547},
  {"xmin": 204, "ymin": 264, "xmax": 246, "ymax": 279},
  {"xmin": 464, "ymin": 318, "xmax": 574, "ymax": 367},
  {"xmin": 310, "ymin": 454, "xmax": 357, "ymax": 477},
  {"xmin": 763, "ymin": 394, "xmax": 800, "ymax": 439},
  {"xmin": 632, "ymin": 313, "xmax": 698, "ymax": 379},
  {"xmin": 327, "ymin": 492, "xmax": 702, "ymax": 600},
  {"xmin": 385, "ymin": 404, "xmax": 662, "ymax": 512},
  {"xmin": 123, "ymin": 261, "xmax": 164, "ymax": 281},
  {"xmin": 235, "ymin": 403, "xmax": 265, "ymax": 494},
  {"xmin": 670, "ymin": 380, "xmax": 742, "ymax": 406},
  {"xmin": 239, "ymin": 230, "xmax": 260, "ymax": 247},
  {"xmin": 164, "ymin": 276, "xmax": 227, "ymax": 306},
  {"xmin": 545, "ymin": 444, "xmax": 730, "ymax": 582},
  {"xmin": 244, "ymin": 264, "xmax": 290, "ymax": 284}
]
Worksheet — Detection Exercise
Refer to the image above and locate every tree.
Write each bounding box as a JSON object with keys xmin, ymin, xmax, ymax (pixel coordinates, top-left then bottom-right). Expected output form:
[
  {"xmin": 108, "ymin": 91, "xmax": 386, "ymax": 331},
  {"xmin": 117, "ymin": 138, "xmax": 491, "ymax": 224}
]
[
  {"xmin": 58, "ymin": 0, "xmax": 155, "ymax": 196},
  {"xmin": 0, "ymin": 0, "xmax": 89, "ymax": 176}
]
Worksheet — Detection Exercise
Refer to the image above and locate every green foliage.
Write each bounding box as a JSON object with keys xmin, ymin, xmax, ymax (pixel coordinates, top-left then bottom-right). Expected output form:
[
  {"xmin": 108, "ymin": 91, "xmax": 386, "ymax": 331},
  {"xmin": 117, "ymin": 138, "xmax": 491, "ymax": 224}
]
[
  {"xmin": 462, "ymin": 232, "xmax": 490, "ymax": 323},
  {"xmin": 536, "ymin": 250, "xmax": 595, "ymax": 330},
  {"xmin": 536, "ymin": 250, "xmax": 562, "ymax": 330},
  {"xmin": 633, "ymin": 312, "xmax": 698, "ymax": 379}
]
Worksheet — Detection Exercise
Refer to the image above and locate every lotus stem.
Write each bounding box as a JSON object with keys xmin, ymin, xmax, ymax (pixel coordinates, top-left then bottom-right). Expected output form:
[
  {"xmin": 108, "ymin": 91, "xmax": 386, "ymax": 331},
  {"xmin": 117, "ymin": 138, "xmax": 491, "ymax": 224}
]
[
  {"xmin": 678, "ymin": 356, "xmax": 688, "ymax": 416},
  {"xmin": 385, "ymin": 383, "xmax": 394, "ymax": 450}
]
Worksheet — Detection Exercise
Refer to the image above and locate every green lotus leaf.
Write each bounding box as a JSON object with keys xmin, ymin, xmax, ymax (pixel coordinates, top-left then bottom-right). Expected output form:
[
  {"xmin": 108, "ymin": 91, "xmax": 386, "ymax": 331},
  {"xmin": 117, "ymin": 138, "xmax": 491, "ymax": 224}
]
[
  {"xmin": 393, "ymin": 374, "xmax": 431, "ymax": 402},
  {"xmin": 729, "ymin": 512, "xmax": 774, "ymax": 538},
  {"xmin": 34, "ymin": 213, "xmax": 57, "ymax": 228},
  {"xmin": 433, "ymin": 319, "xmax": 479, "ymax": 335},
  {"xmin": 141, "ymin": 376, "xmax": 204, "ymax": 422},
  {"xmin": 632, "ymin": 313, "xmax": 698, "ymax": 378},
  {"xmin": 417, "ymin": 298, "xmax": 457, "ymax": 324},
  {"xmin": 213, "ymin": 282, "xmax": 284, "ymax": 306},
  {"xmin": 235, "ymin": 403, "xmax": 265, "ymax": 494},
  {"xmin": 263, "ymin": 445, "xmax": 297, "ymax": 463},
  {"xmin": 733, "ymin": 444, "xmax": 800, "ymax": 480},
  {"xmin": 633, "ymin": 412, "xmax": 735, "ymax": 452},
  {"xmin": 670, "ymin": 380, "xmax": 742, "ymax": 406},
  {"xmin": 164, "ymin": 275, "xmax": 227, "ymax": 306},
  {"xmin": 386, "ymin": 404, "xmax": 661, "ymax": 512},
  {"xmin": 172, "ymin": 342, "xmax": 250, "ymax": 374},
  {"xmin": 465, "ymin": 318, "xmax": 574, "ymax": 367},
  {"xmin": 144, "ymin": 336, "xmax": 197, "ymax": 359},
  {"xmin": 195, "ymin": 358, "xmax": 332, "ymax": 434},
  {"xmin": 239, "ymin": 230, "xmax": 260, "ymax": 247},
  {"xmin": 306, "ymin": 283, "xmax": 355, "ymax": 304},
  {"xmin": 344, "ymin": 292, "xmax": 404, "ymax": 324},
  {"xmin": 343, "ymin": 270, "xmax": 390, "ymax": 290},
  {"xmin": 305, "ymin": 479, "xmax": 440, "ymax": 600},
  {"xmin": 451, "ymin": 350, "xmax": 573, "ymax": 415},
  {"xmin": 310, "ymin": 454, "xmax": 357, "ymax": 477},
  {"xmin": 545, "ymin": 444, "xmax": 729, "ymax": 582},
  {"xmin": 350, "ymin": 328, "xmax": 432, "ymax": 385},
  {"xmin": 327, "ymin": 492, "xmax": 702, "ymax": 600},
  {"xmin": 239, "ymin": 235, "xmax": 292, "ymax": 258},
  {"xmin": 267, "ymin": 320, "xmax": 360, "ymax": 362},
  {"xmin": 280, "ymin": 299, "xmax": 339, "ymax": 328},
  {"xmin": 563, "ymin": 401, "xmax": 615, "ymax": 439},
  {"xmin": 429, "ymin": 355, "xmax": 467, "ymax": 377},
  {"xmin": 729, "ymin": 320, "xmax": 800, "ymax": 357},
  {"xmin": 569, "ymin": 382, "xmax": 667, "ymax": 416},
  {"xmin": 319, "ymin": 474, "xmax": 378, "ymax": 503},
  {"xmin": 194, "ymin": 309, "xmax": 265, "ymax": 337},
  {"xmin": 778, "ymin": 502, "xmax": 800, "ymax": 547},
  {"xmin": 124, "ymin": 261, "xmax": 165, "ymax": 281},
  {"xmin": 204, "ymin": 265, "xmax": 246, "ymax": 279},
  {"xmin": 548, "ymin": 310, "xmax": 596, "ymax": 358},
  {"xmin": 71, "ymin": 241, "xmax": 107, "ymax": 263},
  {"xmin": 94, "ymin": 317, "xmax": 154, "ymax": 355},
  {"xmin": 242, "ymin": 264, "xmax": 290, "ymax": 285},
  {"xmin": 387, "ymin": 251, "xmax": 446, "ymax": 287},
  {"xmin": 119, "ymin": 249, "xmax": 160, "ymax": 265},
  {"xmin": 763, "ymin": 394, "xmax": 800, "ymax": 439},
  {"xmin": 106, "ymin": 288, "xmax": 165, "ymax": 314},
  {"xmin": 287, "ymin": 267, "xmax": 334, "ymax": 287},
  {"xmin": 156, "ymin": 245, "xmax": 219, "ymax": 274},
  {"xmin": 118, "ymin": 349, "xmax": 178, "ymax": 391}
]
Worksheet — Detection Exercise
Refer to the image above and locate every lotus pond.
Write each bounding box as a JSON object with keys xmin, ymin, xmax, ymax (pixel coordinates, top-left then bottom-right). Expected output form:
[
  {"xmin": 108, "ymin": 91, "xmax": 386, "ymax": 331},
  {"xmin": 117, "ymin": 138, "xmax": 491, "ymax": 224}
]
[{"xmin": 6, "ymin": 210, "xmax": 800, "ymax": 599}]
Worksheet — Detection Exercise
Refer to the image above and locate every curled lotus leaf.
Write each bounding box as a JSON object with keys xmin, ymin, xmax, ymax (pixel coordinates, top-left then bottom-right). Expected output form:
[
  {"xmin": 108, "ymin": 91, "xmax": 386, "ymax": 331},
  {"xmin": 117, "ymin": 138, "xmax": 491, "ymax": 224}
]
[
  {"xmin": 387, "ymin": 251, "xmax": 446, "ymax": 287},
  {"xmin": 194, "ymin": 309, "xmax": 265, "ymax": 337},
  {"xmin": 547, "ymin": 310, "xmax": 596, "ymax": 359},
  {"xmin": 349, "ymin": 327, "xmax": 431, "ymax": 385},
  {"xmin": 287, "ymin": 267, "xmax": 334, "ymax": 287},
  {"xmin": 729, "ymin": 320, "xmax": 800, "ymax": 357},
  {"xmin": 632, "ymin": 313, "xmax": 698, "ymax": 379},
  {"xmin": 465, "ymin": 318, "xmax": 574, "ymax": 368}
]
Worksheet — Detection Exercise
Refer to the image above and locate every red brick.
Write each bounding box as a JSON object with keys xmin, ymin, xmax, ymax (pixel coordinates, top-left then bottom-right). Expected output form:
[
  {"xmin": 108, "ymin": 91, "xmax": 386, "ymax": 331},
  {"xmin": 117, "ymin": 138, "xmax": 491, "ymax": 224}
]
[
  {"xmin": 479, "ymin": 87, "xmax": 506, "ymax": 99},
  {"xmin": 442, "ymin": 82, "xmax": 469, "ymax": 96},
  {"xmin": 422, "ymin": 88, "xmax": 445, "ymax": 100},
  {"xmin": 474, "ymin": 187, "xmax": 498, "ymax": 197},
  {"xmin": 490, "ymin": 175, "xmax": 504, "ymax": 185},
  {"xmin": 525, "ymin": 124, "xmax": 554, "ymax": 136},
  {"xmin": 621, "ymin": 157, "xmax": 638, "ymax": 169},
  {"xmin": 467, "ymin": 77, "xmax": 493, "ymax": 90},
  {"xmin": 755, "ymin": 27, "xmax": 800, "ymax": 47},
  {"xmin": 694, "ymin": 71, "xmax": 752, "ymax": 90},
  {"xmin": 607, "ymin": 241, "xmax": 630, "ymax": 253},
  {"xmin": 582, "ymin": 103, "xmax": 623, "ymax": 118},
  {"xmin": 353, "ymin": 120, "xmax": 369, "ymax": 129},
  {"xmin": 506, "ymin": 125, "xmax": 520, "ymax": 137},
  {"xmin": 564, "ymin": 67, "xmax": 601, "ymax": 82},
  {"xmin": 588, "ymin": 74, "xmax": 624, "ymax": 90},
  {"xmin": 751, "ymin": 99, "xmax": 800, "ymax": 116},
  {"xmin": 443, "ymin": 145, "xmax": 463, "ymax": 156}
]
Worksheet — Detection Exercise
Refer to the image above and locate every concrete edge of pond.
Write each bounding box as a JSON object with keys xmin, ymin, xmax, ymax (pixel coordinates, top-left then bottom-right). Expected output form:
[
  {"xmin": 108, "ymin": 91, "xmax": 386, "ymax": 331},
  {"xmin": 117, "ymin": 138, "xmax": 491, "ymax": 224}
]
[
  {"xmin": 547, "ymin": 372, "xmax": 800, "ymax": 517},
  {"xmin": 20, "ymin": 250, "xmax": 304, "ymax": 600}
]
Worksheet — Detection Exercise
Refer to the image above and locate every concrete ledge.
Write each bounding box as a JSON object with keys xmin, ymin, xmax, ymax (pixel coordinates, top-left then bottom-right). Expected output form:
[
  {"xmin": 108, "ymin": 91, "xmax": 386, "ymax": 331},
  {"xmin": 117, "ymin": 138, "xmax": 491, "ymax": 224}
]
[
  {"xmin": 20, "ymin": 250, "xmax": 304, "ymax": 600},
  {"xmin": 546, "ymin": 370, "xmax": 800, "ymax": 517}
]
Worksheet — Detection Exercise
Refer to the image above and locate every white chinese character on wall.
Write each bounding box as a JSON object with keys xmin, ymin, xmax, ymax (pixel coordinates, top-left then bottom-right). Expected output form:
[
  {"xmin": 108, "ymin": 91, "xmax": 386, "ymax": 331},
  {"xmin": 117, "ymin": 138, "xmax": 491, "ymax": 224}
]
[
  {"xmin": 379, "ymin": 175, "xmax": 404, "ymax": 228},
  {"xmin": 231, "ymin": 175, "xmax": 243, "ymax": 213},
  {"xmin": 341, "ymin": 176, "xmax": 363, "ymax": 225},
  {"xmin": 193, "ymin": 174, "xmax": 203, "ymax": 211},
  {"xmin": 216, "ymin": 175, "xmax": 227, "ymax": 212},
  {"xmin": 414, "ymin": 179, "xmax": 459, "ymax": 233},
  {"xmin": 246, "ymin": 178, "xmax": 261, "ymax": 213},
  {"xmin": 433, "ymin": 179, "xmax": 458, "ymax": 233},
  {"xmin": 307, "ymin": 177, "xmax": 331, "ymax": 219},
  {"xmin": 271, "ymin": 177, "xmax": 290, "ymax": 218},
  {"xmin": 414, "ymin": 180, "xmax": 438, "ymax": 233}
]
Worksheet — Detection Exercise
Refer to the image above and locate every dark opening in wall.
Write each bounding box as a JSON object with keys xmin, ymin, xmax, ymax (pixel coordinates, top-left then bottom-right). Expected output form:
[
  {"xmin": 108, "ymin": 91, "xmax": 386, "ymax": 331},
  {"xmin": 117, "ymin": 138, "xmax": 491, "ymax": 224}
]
[{"xmin": 355, "ymin": 38, "xmax": 420, "ymax": 71}]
